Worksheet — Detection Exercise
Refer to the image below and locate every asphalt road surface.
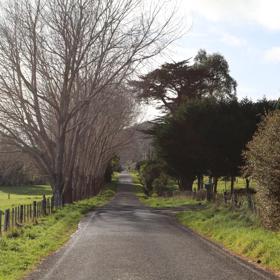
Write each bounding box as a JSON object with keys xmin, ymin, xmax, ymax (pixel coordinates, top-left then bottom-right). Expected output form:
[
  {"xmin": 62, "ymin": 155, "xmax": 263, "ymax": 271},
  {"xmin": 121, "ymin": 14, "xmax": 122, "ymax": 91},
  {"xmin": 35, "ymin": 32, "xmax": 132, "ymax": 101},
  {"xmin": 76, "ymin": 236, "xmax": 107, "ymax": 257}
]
[{"xmin": 25, "ymin": 172, "xmax": 277, "ymax": 280}]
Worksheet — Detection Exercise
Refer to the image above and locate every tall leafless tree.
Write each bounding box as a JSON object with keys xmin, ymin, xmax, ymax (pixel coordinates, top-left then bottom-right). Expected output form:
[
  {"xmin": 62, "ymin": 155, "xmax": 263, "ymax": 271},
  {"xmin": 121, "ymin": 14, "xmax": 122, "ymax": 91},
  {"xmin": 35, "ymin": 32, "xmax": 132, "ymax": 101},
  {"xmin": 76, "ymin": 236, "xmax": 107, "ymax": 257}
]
[{"xmin": 0, "ymin": 0, "xmax": 180, "ymax": 204}]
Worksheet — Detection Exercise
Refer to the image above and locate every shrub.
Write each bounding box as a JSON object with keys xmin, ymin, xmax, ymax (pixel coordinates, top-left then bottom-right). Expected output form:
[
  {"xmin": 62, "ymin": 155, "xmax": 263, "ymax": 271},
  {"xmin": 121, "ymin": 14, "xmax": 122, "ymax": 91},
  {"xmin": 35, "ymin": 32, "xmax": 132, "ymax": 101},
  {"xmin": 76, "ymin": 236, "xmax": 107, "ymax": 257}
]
[
  {"xmin": 152, "ymin": 173, "xmax": 169, "ymax": 196},
  {"xmin": 139, "ymin": 161, "xmax": 163, "ymax": 196},
  {"xmin": 244, "ymin": 110, "xmax": 280, "ymax": 229}
]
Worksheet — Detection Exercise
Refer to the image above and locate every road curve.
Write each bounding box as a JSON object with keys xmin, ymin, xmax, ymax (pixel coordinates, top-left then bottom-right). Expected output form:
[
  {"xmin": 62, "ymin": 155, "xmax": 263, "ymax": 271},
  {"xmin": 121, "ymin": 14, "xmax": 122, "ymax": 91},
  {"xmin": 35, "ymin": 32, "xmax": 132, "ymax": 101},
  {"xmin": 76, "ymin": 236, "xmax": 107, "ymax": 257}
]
[{"xmin": 25, "ymin": 172, "xmax": 277, "ymax": 280}]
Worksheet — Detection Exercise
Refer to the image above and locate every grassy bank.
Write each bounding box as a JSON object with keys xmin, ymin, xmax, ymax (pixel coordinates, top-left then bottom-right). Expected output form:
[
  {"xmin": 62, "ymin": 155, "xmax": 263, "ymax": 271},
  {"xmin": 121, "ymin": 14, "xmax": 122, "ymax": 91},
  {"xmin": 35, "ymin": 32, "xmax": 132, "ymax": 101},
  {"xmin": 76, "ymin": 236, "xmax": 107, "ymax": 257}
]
[
  {"xmin": 177, "ymin": 206, "xmax": 280, "ymax": 273},
  {"xmin": 0, "ymin": 185, "xmax": 52, "ymax": 211},
  {"xmin": 131, "ymin": 170, "xmax": 280, "ymax": 273},
  {"xmin": 0, "ymin": 182, "xmax": 117, "ymax": 280}
]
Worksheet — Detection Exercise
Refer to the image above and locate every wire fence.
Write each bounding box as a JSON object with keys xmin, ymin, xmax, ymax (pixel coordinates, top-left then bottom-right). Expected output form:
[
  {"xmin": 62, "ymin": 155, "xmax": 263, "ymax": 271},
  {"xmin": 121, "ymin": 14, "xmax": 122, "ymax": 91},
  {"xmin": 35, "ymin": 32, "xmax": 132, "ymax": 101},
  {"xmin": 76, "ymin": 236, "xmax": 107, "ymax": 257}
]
[
  {"xmin": 163, "ymin": 188, "xmax": 257, "ymax": 211},
  {"xmin": 0, "ymin": 195, "xmax": 58, "ymax": 235}
]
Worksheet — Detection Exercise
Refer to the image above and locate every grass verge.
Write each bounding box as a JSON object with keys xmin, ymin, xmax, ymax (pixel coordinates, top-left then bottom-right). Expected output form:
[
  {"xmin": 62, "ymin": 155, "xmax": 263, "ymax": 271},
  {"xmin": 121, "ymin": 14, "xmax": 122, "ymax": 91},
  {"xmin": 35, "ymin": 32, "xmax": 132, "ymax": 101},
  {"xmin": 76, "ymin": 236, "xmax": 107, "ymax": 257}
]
[
  {"xmin": 131, "ymin": 170, "xmax": 280, "ymax": 273},
  {"xmin": 138, "ymin": 196, "xmax": 200, "ymax": 208},
  {"xmin": 177, "ymin": 205, "xmax": 280, "ymax": 273},
  {"xmin": 0, "ymin": 182, "xmax": 117, "ymax": 280}
]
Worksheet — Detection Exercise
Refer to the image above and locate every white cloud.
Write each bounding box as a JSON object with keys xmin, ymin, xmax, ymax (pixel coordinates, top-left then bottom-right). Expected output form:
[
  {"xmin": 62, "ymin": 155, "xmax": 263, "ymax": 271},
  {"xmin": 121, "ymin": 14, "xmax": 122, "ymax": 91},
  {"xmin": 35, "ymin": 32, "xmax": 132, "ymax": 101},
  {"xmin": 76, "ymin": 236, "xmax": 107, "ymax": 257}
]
[
  {"xmin": 264, "ymin": 47, "xmax": 280, "ymax": 62},
  {"xmin": 178, "ymin": 0, "xmax": 280, "ymax": 31},
  {"xmin": 219, "ymin": 32, "xmax": 247, "ymax": 48}
]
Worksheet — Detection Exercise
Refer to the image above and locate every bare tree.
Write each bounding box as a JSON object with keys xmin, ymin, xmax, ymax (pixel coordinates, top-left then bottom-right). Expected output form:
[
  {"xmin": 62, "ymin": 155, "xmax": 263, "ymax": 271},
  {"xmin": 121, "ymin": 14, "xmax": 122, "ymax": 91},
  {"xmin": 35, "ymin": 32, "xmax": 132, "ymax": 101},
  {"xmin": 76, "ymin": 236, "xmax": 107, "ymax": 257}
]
[{"xmin": 0, "ymin": 0, "xmax": 180, "ymax": 204}]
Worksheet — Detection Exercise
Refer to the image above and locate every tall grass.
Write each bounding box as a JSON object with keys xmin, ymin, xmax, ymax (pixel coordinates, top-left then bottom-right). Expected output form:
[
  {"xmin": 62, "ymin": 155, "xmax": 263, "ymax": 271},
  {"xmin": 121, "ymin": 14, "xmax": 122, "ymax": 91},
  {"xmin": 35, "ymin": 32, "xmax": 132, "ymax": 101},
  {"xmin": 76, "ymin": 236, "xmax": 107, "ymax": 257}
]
[{"xmin": 177, "ymin": 205, "xmax": 280, "ymax": 272}]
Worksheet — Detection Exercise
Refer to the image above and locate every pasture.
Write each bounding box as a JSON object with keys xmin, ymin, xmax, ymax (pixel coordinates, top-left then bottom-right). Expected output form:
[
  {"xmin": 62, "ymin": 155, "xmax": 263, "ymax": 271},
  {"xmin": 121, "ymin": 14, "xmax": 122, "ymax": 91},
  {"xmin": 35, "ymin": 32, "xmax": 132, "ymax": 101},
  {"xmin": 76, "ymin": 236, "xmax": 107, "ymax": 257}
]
[{"xmin": 0, "ymin": 185, "xmax": 52, "ymax": 211}]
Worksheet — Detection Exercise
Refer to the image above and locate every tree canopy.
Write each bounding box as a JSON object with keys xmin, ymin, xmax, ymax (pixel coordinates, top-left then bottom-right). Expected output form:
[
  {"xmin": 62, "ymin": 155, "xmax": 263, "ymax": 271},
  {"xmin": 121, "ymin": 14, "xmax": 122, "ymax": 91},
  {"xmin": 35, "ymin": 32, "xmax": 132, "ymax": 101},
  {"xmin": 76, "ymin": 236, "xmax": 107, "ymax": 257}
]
[
  {"xmin": 132, "ymin": 50, "xmax": 237, "ymax": 114},
  {"xmin": 151, "ymin": 98, "xmax": 274, "ymax": 191}
]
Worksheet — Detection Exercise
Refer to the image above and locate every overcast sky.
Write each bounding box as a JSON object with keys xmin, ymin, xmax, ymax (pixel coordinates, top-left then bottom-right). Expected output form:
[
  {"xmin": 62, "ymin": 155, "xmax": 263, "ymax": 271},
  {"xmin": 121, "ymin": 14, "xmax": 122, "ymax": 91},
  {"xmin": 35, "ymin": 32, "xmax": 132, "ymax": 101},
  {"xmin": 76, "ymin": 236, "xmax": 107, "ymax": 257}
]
[{"xmin": 142, "ymin": 0, "xmax": 280, "ymax": 120}]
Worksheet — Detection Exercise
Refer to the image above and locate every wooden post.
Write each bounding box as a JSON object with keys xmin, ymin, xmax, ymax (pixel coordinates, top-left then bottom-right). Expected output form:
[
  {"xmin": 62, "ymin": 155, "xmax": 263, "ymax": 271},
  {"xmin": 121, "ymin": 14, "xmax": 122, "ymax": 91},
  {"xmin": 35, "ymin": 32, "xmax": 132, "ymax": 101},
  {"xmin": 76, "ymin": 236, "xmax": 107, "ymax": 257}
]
[
  {"xmin": 17, "ymin": 206, "xmax": 20, "ymax": 222},
  {"xmin": 37, "ymin": 202, "xmax": 40, "ymax": 217},
  {"xmin": 51, "ymin": 196, "xmax": 54, "ymax": 212},
  {"xmin": 15, "ymin": 207, "xmax": 17, "ymax": 225},
  {"xmin": 26, "ymin": 205, "xmax": 29, "ymax": 221},
  {"xmin": 0, "ymin": 211, "xmax": 2, "ymax": 235},
  {"xmin": 33, "ymin": 201, "xmax": 37, "ymax": 221},
  {"xmin": 224, "ymin": 191, "xmax": 228, "ymax": 204},
  {"xmin": 231, "ymin": 191, "xmax": 238, "ymax": 207},
  {"xmin": 19, "ymin": 205, "xmax": 24, "ymax": 224},
  {"xmin": 46, "ymin": 198, "xmax": 49, "ymax": 214},
  {"xmin": 11, "ymin": 208, "xmax": 15, "ymax": 228},
  {"xmin": 23, "ymin": 205, "xmax": 25, "ymax": 223},
  {"xmin": 205, "ymin": 183, "xmax": 213, "ymax": 201},
  {"xmin": 4, "ymin": 209, "xmax": 10, "ymax": 231},
  {"xmin": 42, "ymin": 195, "xmax": 47, "ymax": 215}
]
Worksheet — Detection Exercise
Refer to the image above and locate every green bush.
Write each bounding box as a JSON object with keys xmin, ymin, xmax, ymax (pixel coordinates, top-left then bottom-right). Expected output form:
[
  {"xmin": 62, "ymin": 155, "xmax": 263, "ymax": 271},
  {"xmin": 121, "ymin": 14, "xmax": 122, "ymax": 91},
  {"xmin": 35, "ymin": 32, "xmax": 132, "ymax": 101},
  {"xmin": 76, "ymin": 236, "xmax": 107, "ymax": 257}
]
[
  {"xmin": 139, "ymin": 161, "xmax": 163, "ymax": 196},
  {"xmin": 244, "ymin": 110, "xmax": 280, "ymax": 230},
  {"xmin": 152, "ymin": 174, "xmax": 168, "ymax": 196}
]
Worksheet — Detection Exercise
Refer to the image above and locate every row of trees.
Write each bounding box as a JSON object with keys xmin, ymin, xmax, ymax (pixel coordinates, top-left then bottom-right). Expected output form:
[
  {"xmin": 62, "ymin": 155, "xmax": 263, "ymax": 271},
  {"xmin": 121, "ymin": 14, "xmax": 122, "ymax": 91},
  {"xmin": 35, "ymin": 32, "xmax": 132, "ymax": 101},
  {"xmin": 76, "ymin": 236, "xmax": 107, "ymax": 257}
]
[
  {"xmin": 134, "ymin": 49, "xmax": 280, "ymax": 229},
  {"xmin": 133, "ymin": 50, "xmax": 274, "ymax": 191},
  {"xmin": 151, "ymin": 98, "xmax": 274, "ymax": 191},
  {"xmin": 0, "ymin": 0, "xmax": 180, "ymax": 205}
]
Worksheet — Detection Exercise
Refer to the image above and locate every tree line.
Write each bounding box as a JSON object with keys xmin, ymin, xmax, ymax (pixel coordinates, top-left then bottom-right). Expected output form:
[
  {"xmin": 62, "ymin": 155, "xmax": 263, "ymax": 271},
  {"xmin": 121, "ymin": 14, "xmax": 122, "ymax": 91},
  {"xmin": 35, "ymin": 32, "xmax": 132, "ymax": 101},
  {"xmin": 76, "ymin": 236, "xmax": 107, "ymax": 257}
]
[
  {"xmin": 0, "ymin": 0, "xmax": 180, "ymax": 205},
  {"xmin": 133, "ymin": 50, "xmax": 280, "ymax": 229}
]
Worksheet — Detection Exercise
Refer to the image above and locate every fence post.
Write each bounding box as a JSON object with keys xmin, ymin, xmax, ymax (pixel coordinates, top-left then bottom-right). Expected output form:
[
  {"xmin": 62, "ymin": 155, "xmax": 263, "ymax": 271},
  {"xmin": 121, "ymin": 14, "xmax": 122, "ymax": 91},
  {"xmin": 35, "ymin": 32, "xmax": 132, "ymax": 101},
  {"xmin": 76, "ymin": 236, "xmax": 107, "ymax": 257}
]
[
  {"xmin": 4, "ymin": 209, "xmax": 10, "ymax": 231},
  {"xmin": 23, "ymin": 205, "xmax": 26, "ymax": 223},
  {"xmin": 11, "ymin": 208, "xmax": 15, "ymax": 228},
  {"xmin": 38, "ymin": 202, "xmax": 41, "ymax": 217},
  {"xmin": 17, "ymin": 206, "xmax": 20, "ymax": 222},
  {"xmin": 231, "ymin": 191, "xmax": 238, "ymax": 207},
  {"xmin": 192, "ymin": 189, "xmax": 197, "ymax": 200},
  {"xmin": 26, "ymin": 205, "xmax": 29, "ymax": 221},
  {"xmin": 0, "ymin": 211, "xmax": 2, "ymax": 235},
  {"xmin": 51, "ymin": 196, "xmax": 54, "ymax": 213},
  {"xmin": 224, "ymin": 191, "xmax": 228, "ymax": 204},
  {"xmin": 205, "ymin": 183, "xmax": 213, "ymax": 201},
  {"xmin": 42, "ymin": 195, "xmax": 47, "ymax": 215},
  {"xmin": 33, "ymin": 201, "xmax": 37, "ymax": 221},
  {"xmin": 246, "ymin": 192, "xmax": 253, "ymax": 210},
  {"xmin": 19, "ymin": 205, "xmax": 24, "ymax": 224}
]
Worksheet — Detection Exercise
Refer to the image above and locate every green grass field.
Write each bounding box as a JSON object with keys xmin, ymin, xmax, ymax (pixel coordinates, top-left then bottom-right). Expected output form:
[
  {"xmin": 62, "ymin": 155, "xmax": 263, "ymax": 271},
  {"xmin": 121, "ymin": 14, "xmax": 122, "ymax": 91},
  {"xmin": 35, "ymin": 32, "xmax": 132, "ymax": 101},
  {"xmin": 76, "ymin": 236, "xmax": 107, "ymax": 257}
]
[
  {"xmin": 0, "ymin": 185, "xmax": 52, "ymax": 211},
  {"xmin": 0, "ymin": 181, "xmax": 117, "ymax": 280}
]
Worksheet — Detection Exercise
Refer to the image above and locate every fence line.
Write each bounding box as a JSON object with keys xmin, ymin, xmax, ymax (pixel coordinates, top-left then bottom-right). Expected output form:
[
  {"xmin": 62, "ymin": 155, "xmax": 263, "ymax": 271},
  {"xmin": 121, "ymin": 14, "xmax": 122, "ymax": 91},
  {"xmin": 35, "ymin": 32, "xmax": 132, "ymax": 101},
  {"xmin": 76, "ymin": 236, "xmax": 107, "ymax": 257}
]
[
  {"xmin": 163, "ymin": 188, "xmax": 257, "ymax": 211},
  {"xmin": 0, "ymin": 195, "xmax": 57, "ymax": 235}
]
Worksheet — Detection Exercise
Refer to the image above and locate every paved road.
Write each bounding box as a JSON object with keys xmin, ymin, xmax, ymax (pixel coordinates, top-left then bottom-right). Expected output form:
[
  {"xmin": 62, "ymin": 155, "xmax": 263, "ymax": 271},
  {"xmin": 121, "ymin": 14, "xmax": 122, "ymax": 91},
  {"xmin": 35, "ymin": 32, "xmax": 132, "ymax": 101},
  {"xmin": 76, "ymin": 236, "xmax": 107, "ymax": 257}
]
[{"xmin": 26, "ymin": 172, "xmax": 277, "ymax": 280}]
